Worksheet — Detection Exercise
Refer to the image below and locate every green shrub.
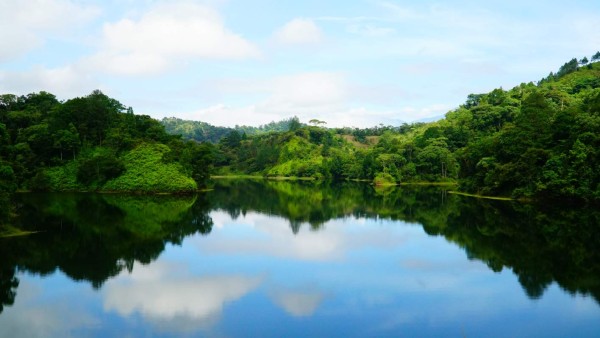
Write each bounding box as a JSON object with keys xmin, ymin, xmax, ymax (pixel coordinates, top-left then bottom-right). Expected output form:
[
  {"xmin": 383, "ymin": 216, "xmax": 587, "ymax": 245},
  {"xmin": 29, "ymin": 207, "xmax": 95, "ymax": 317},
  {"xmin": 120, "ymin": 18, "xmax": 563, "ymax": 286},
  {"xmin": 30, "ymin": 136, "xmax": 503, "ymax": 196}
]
[
  {"xmin": 267, "ymin": 157, "xmax": 324, "ymax": 178},
  {"xmin": 0, "ymin": 164, "xmax": 17, "ymax": 194},
  {"xmin": 103, "ymin": 143, "xmax": 197, "ymax": 193},
  {"xmin": 44, "ymin": 162, "xmax": 86, "ymax": 191},
  {"xmin": 373, "ymin": 172, "xmax": 396, "ymax": 186},
  {"xmin": 29, "ymin": 170, "xmax": 51, "ymax": 191}
]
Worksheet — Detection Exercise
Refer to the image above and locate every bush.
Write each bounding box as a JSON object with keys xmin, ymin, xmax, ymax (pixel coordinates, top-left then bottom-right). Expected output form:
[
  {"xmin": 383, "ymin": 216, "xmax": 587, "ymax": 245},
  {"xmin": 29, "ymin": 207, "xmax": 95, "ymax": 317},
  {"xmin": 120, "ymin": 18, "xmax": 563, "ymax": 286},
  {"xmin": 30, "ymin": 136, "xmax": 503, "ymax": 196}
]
[
  {"xmin": 267, "ymin": 157, "xmax": 324, "ymax": 178},
  {"xmin": 102, "ymin": 143, "xmax": 197, "ymax": 193},
  {"xmin": 0, "ymin": 164, "xmax": 17, "ymax": 194},
  {"xmin": 29, "ymin": 170, "xmax": 51, "ymax": 191},
  {"xmin": 45, "ymin": 162, "xmax": 86, "ymax": 191},
  {"xmin": 373, "ymin": 172, "xmax": 396, "ymax": 186}
]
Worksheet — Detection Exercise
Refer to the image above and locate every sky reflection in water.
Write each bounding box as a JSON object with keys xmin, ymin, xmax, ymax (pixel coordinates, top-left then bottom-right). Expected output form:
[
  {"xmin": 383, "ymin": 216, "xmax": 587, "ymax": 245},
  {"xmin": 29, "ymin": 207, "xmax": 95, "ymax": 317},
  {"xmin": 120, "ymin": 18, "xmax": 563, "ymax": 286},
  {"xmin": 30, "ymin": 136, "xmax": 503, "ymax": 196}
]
[{"xmin": 0, "ymin": 183, "xmax": 599, "ymax": 337}]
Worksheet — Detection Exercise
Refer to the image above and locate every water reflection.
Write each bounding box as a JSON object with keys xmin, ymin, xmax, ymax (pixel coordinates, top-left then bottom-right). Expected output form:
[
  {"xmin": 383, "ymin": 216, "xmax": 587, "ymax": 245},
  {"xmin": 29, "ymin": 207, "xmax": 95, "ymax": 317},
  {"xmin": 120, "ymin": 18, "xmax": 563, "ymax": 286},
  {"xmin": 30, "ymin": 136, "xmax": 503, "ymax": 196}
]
[
  {"xmin": 0, "ymin": 192, "xmax": 213, "ymax": 316},
  {"xmin": 269, "ymin": 289, "xmax": 325, "ymax": 317},
  {"xmin": 203, "ymin": 211, "xmax": 414, "ymax": 261},
  {"xmin": 209, "ymin": 180, "xmax": 600, "ymax": 303},
  {"xmin": 0, "ymin": 280, "xmax": 100, "ymax": 337},
  {"xmin": 0, "ymin": 267, "xmax": 17, "ymax": 314},
  {"xmin": 209, "ymin": 180, "xmax": 461, "ymax": 232},
  {"xmin": 104, "ymin": 261, "xmax": 262, "ymax": 333},
  {"xmin": 0, "ymin": 180, "xmax": 599, "ymax": 336},
  {"xmin": 436, "ymin": 199, "xmax": 600, "ymax": 303}
]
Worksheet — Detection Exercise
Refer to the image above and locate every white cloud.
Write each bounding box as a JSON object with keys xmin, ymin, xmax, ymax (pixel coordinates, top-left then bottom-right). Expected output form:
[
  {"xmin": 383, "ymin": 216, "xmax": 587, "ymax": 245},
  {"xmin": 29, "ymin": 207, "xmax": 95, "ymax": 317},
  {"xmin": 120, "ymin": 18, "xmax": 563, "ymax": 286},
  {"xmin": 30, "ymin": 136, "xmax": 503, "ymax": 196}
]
[
  {"xmin": 324, "ymin": 107, "xmax": 402, "ymax": 127},
  {"xmin": 0, "ymin": 0, "xmax": 100, "ymax": 62},
  {"xmin": 91, "ymin": 2, "xmax": 259, "ymax": 76},
  {"xmin": 0, "ymin": 65, "xmax": 99, "ymax": 98},
  {"xmin": 347, "ymin": 24, "xmax": 395, "ymax": 37},
  {"xmin": 169, "ymin": 70, "xmax": 448, "ymax": 127},
  {"xmin": 265, "ymin": 72, "xmax": 346, "ymax": 108},
  {"xmin": 174, "ymin": 71, "xmax": 349, "ymax": 126},
  {"xmin": 177, "ymin": 104, "xmax": 266, "ymax": 127},
  {"xmin": 377, "ymin": 1, "xmax": 419, "ymax": 20},
  {"xmin": 214, "ymin": 72, "xmax": 348, "ymax": 108},
  {"xmin": 274, "ymin": 18, "xmax": 323, "ymax": 45}
]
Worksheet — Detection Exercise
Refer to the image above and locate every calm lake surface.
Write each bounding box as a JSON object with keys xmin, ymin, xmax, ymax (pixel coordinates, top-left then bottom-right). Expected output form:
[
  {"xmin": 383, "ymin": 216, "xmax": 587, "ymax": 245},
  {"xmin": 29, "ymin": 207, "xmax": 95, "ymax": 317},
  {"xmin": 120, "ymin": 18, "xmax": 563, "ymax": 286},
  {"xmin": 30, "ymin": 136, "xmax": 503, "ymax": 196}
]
[{"xmin": 1, "ymin": 180, "xmax": 599, "ymax": 337}]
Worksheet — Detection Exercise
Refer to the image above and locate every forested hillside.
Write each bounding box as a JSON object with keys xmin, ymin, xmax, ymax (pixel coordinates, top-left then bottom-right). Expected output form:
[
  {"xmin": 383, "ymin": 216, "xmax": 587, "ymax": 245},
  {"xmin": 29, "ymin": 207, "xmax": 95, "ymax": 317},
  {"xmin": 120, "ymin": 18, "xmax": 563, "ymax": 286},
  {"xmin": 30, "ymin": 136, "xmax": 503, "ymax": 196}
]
[
  {"xmin": 0, "ymin": 90, "xmax": 213, "ymax": 201},
  {"xmin": 212, "ymin": 55, "xmax": 600, "ymax": 202},
  {"xmin": 1, "ymin": 55, "xmax": 598, "ymax": 203}
]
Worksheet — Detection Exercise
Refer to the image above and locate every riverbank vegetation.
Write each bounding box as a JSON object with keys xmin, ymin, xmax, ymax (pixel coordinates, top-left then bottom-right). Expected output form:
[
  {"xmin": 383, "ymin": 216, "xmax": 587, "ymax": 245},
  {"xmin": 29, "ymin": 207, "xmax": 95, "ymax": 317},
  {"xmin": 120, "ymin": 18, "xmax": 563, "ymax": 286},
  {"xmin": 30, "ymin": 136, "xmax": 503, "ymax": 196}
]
[
  {"xmin": 1, "ymin": 55, "xmax": 599, "ymax": 202},
  {"xmin": 195, "ymin": 55, "xmax": 599, "ymax": 203}
]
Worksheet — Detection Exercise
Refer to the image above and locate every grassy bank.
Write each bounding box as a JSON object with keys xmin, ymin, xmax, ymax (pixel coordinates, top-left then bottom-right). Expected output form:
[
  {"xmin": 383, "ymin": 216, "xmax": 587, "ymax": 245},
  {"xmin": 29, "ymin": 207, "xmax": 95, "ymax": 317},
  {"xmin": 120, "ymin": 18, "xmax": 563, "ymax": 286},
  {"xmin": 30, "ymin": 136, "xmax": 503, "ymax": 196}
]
[
  {"xmin": 448, "ymin": 191, "xmax": 513, "ymax": 201},
  {"xmin": 0, "ymin": 225, "xmax": 39, "ymax": 238},
  {"xmin": 211, "ymin": 175, "xmax": 317, "ymax": 181}
]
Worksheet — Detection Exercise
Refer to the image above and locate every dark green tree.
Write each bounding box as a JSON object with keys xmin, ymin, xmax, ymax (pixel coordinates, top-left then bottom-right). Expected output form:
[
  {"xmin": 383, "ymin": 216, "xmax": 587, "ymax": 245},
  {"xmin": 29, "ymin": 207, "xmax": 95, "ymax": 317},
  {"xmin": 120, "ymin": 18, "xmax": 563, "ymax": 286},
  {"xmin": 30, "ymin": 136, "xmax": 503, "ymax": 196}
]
[
  {"xmin": 580, "ymin": 56, "xmax": 589, "ymax": 65},
  {"xmin": 53, "ymin": 124, "xmax": 80, "ymax": 161},
  {"xmin": 77, "ymin": 154, "xmax": 125, "ymax": 187},
  {"xmin": 288, "ymin": 116, "xmax": 301, "ymax": 131}
]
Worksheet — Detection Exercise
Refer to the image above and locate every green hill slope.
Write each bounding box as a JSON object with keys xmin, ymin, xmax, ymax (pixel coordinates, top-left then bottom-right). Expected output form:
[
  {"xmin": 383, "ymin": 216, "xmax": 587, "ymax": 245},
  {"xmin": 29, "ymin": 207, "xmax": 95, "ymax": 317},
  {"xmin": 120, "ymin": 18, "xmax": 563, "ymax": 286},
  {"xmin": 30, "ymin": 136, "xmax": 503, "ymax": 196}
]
[
  {"xmin": 211, "ymin": 55, "xmax": 600, "ymax": 203},
  {"xmin": 0, "ymin": 90, "xmax": 214, "ymax": 194}
]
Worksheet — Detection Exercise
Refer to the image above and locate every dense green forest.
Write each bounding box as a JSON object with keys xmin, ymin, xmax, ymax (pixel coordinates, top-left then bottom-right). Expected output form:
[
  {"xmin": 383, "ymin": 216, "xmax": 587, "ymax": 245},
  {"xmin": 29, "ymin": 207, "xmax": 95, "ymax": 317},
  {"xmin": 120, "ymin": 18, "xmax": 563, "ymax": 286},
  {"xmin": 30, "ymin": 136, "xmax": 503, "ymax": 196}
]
[
  {"xmin": 1, "ymin": 55, "xmax": 599, "ymax": 204},
  {"xmin": 210, "ymin": 55, "xmax": 600, "ymax": 203},
  {"xmin": 0, "ymin": 90, "xmax": 213, "ymax": 201}
]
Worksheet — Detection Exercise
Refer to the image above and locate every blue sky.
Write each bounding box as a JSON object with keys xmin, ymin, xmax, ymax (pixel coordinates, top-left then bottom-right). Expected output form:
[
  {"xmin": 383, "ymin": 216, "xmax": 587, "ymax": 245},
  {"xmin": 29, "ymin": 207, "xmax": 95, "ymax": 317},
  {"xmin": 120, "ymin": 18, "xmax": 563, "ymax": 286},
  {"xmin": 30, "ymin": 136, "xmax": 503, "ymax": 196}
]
[{"xmin": 1, "ymin": 0, "xmax": 599, "ymax": 127}]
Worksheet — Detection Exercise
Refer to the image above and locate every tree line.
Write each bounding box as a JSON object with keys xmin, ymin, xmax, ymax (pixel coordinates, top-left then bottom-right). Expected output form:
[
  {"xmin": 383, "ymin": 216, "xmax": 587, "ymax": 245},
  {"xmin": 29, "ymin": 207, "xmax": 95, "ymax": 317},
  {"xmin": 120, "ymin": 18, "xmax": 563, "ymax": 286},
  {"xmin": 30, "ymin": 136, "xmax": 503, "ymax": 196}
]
[
  {"xmin": 1, "ymin": 54, "xmax": 599, "ymax": 204},
  {"xmin": 211, "ymin": 55, "xmax": 600, "ymax": 203},
  {"xmin": 0, "ymin": 90, "xmax": 214, "ymax": 202}
]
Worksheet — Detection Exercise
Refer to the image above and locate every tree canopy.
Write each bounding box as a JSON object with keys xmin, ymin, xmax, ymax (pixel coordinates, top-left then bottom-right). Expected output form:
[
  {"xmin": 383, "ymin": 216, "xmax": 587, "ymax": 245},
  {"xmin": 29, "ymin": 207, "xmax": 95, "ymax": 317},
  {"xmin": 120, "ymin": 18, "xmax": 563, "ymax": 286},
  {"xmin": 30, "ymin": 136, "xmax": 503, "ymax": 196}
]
[
  {"xmin": 207, "ymin": 56, "xmax": 600, "ymax": 203},
  {"xmin": 0, "ymin": 90, "xmax": 214, "ymax": 194},
  {"xmin": 1, "ymin": 55, "xmax": 599, "ymax": 203}
]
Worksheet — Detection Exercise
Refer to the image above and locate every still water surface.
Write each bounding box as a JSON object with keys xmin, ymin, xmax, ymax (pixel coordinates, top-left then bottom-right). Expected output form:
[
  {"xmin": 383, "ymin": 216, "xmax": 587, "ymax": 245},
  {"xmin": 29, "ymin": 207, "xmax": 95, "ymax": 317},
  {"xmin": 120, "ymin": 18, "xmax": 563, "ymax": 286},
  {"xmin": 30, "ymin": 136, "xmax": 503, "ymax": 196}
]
[{"xmin": 1, "ymin": 180, "xmax": 599, "ymax": 337}]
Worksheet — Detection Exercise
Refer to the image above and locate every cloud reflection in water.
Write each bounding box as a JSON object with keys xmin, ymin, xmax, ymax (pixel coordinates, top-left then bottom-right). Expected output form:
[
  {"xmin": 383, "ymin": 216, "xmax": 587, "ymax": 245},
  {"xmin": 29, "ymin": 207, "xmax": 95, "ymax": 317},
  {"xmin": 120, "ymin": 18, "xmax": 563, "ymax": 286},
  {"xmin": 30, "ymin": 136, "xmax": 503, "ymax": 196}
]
[
  {"xmin": 103, "ymin": 261, "xmax": 262, "ymax": 332},
  {"xmin": 202, "ymin": 211, "xmax": 412, "ymax": 261},
  {"xmin": 269, "ymin": 289, "xmax": 326, "ymax": 317}
]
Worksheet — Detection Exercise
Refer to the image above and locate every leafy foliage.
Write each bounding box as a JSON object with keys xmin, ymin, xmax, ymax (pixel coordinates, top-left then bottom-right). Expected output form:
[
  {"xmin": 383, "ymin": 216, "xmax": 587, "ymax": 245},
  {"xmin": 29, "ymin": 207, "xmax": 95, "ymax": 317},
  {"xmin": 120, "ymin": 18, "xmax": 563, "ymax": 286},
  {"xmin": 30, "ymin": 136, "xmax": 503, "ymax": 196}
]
[
  {"xmin": 0, "ymin": 90, "xmax": 211, "ymax": 193},
  {"xmin": 77, "ymin": 153, "xmax": 125, "ymax": 187},
  {"xmin": 209, "ymin": 56, "xmax": 600, "ymax": 203},
  {"xmin": 103, "ymin": 143, "xmax": 197, "ymax": 193},
  {"xmin": 2, "ymin": 55, "xmax": 599, "ymax": 202}
]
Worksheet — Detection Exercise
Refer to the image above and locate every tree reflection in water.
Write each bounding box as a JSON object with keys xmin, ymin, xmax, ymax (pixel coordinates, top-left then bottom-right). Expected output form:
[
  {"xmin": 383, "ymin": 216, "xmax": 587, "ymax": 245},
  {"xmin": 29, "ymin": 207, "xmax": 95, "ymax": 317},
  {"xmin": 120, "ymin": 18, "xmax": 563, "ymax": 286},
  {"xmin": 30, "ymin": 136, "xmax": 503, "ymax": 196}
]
[{"xmin": 0, "ymin": 180, "xmax": 599, "ymax": 315}]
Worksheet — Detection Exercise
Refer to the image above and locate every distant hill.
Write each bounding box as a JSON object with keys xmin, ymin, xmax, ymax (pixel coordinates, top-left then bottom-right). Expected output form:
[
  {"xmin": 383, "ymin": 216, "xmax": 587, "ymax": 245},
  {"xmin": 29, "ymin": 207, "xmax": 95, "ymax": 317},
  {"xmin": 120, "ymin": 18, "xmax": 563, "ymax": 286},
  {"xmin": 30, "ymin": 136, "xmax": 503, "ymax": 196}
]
[
  {"xmin": 415, "ymin": 114, "xmax": 444, "ymax": 123},
  {"xmin": 161, "ymin": 117, "xmax": 300, "ymax": 143}
]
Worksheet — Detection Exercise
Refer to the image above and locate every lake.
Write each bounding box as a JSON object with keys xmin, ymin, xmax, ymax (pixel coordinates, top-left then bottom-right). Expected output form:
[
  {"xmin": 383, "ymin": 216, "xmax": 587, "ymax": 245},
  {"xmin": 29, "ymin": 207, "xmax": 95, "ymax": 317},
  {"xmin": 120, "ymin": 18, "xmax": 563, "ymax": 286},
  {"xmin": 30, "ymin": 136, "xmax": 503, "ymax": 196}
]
[{"xmin": 1, "ymin": 180, "xmax": 599, "ymax": 337}]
